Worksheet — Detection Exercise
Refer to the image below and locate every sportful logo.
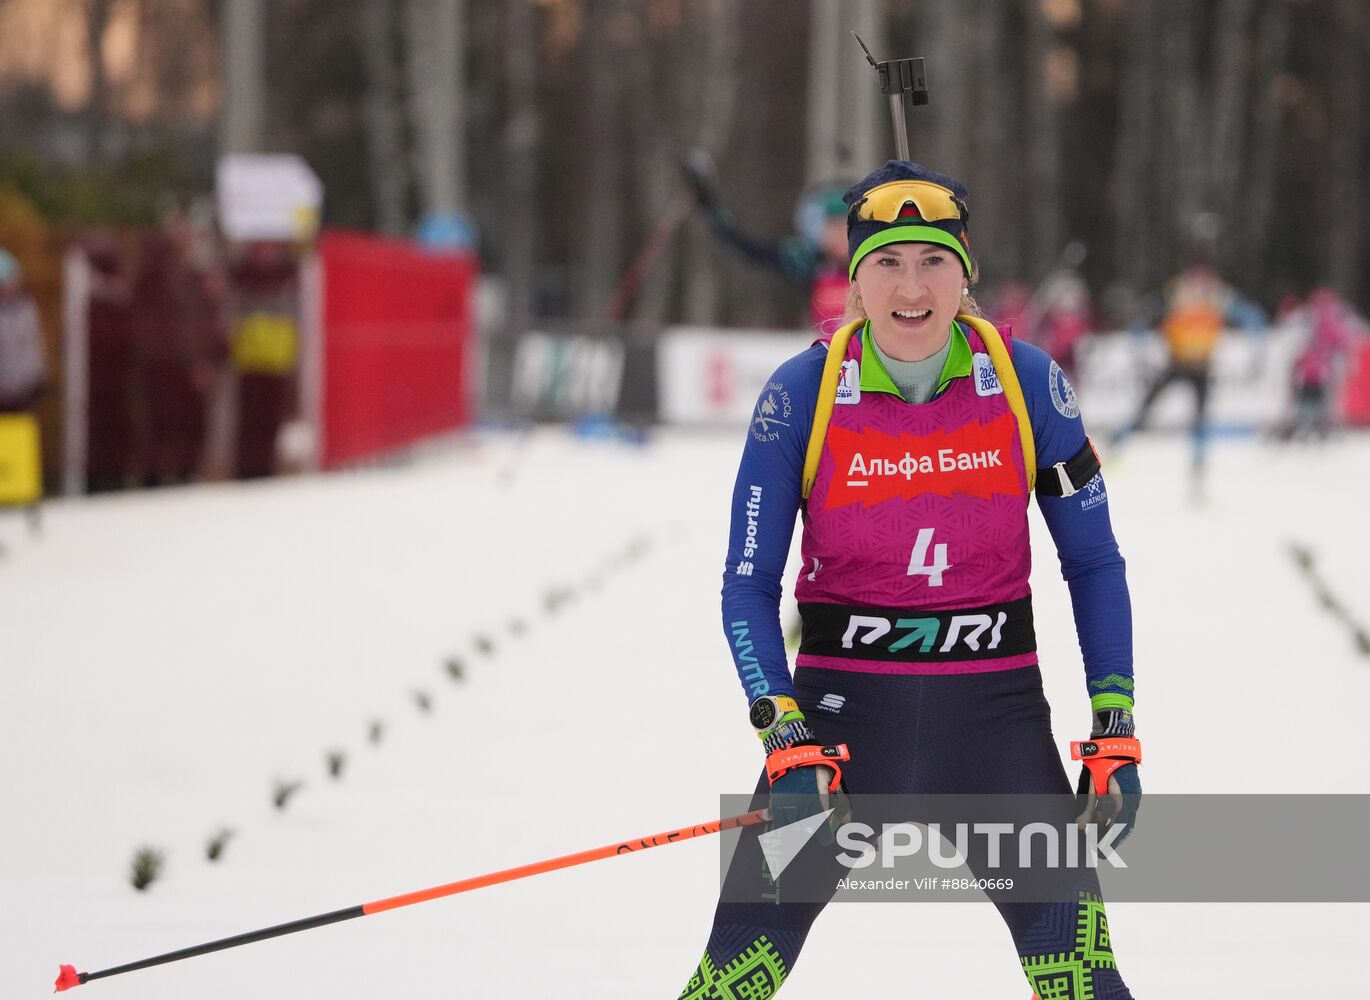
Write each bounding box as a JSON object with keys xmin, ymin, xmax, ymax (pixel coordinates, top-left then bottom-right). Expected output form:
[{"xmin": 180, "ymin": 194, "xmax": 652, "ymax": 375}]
[
  {"xmin": 736, "ymin": 485, "xmax": 763, "ymax": 576},
  {"xmin": 818, "ymin": 693, "xmax": 846, "ymax": 713},
  {"xmin": 823, "ymin": 415, "xmax": 1021, "ymax": 509}
]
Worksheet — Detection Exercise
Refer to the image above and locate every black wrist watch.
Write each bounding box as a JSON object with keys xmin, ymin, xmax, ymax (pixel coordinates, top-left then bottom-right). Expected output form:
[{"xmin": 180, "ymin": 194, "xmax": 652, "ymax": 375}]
[{"xmin": 749, "ymin": 695, "xmax": 800, "ymax": 733}]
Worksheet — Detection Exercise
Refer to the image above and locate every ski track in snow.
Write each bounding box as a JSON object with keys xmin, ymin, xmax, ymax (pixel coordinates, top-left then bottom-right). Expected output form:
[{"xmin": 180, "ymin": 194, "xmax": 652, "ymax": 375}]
[{"xmin": 2, "ymin": 428, "xmax": 1366, "ymax": 998}]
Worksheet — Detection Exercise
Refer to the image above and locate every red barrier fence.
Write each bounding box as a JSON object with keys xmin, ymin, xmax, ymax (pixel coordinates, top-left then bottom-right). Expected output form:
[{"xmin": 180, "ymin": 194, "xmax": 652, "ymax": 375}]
[
  {"xmin": 320, "ymin": 230, "xmax": 475, "ymax": 467},
  {"xmin": 1343, "ymin": 341, "xmax": 1370, "ymax": 427}
]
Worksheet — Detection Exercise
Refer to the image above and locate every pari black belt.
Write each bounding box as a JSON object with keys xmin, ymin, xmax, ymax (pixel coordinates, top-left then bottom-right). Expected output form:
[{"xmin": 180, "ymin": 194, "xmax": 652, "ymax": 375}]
[{"xmin": 799, "ymin": 596, "xmax": 1036, "ymax": 662}]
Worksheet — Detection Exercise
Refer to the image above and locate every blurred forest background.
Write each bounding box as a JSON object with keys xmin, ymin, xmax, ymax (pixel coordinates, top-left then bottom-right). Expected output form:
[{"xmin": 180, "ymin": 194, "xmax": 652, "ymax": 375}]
[{"xmin": 1, "ymin": 0, "xmax": 1366, "ymax": 331}]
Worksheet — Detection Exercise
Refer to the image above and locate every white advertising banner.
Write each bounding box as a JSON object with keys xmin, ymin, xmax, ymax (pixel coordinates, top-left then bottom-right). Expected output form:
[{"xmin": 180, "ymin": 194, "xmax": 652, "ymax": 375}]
[
  {"xmin": 659, "ymin": 324, "xmax": 1305, "ymax": 433},
  {"xmin": 216, "ymin": 154, "xmax": 324, "ymax": 243},
  {"xmin": 1075, "ymin": 326, "xmax": 1302, "ymax": 433},
  {"xmin": 512, "ymin": 332, "xmax": 626, "ymax": 418},
  {"xmin": 659, "ymin": 327, "xmax": 811, "ymax": 425}
]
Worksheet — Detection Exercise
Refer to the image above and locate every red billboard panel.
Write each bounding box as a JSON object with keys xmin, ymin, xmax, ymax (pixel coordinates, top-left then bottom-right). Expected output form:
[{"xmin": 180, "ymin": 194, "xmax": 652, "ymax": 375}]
[{"xmin": 320, "ymin": 230, "xmax": 475, "ymax": 467}]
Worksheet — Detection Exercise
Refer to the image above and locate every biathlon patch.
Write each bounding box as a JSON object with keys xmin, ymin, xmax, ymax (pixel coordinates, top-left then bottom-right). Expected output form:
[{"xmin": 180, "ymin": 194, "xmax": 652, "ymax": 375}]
[
  {"xmin": 972, "ymin": 352, "xmax": 1003, "ymax": 397},
  {"xmin": 1049, "ymin": 360, "xmax": 1080, "ymax": 419},
  {"xmin": 1080, "ymin": 472, "xmax": 1107, "ymax": 511},
  {"xmin": 836, "ymin": 358, "xmax": 861, "ymax": 404}
]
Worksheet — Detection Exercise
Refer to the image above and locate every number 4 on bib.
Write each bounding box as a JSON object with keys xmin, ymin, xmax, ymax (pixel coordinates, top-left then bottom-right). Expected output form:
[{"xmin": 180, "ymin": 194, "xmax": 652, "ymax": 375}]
[{"xmin": 907, "ymin": 528, "xmax": 951, "ymax": 586}]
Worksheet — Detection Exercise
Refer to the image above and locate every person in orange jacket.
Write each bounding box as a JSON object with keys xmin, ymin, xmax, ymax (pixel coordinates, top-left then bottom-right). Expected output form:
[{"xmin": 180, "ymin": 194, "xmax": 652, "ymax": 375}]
[{"xmin": 1112, "ymin": 261, "xmax": 1264, "ymax": 483}]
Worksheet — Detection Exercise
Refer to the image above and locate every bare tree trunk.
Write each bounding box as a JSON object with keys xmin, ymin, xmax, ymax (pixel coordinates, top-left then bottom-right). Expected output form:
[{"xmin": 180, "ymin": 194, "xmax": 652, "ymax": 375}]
[
  {"xmin": 503, "ymin": 0, "xmax": 538, "ymax": 328},
  {"xmin": 130, "ymin": 0, "xmax": 213, "ymax": 127},
  {"xmin": 1110, "ymin": 0, "xmax": 1160, "ymax": 297},
  {"xmin": 1240, "ymin": 0, "xmax": 1292, "ymax": 289},
  {"xmin": 917, "ymin": 0, "xmax": 973, "ymax": 177},
  {"xmin": 806, "ymin": 0, "xmax": 842, "ymax": 185},
  {"xmin": 1207, "ymin": 0, "xmax": 1257, "ymax": 277},
  {"xmin": 361, "ymin": 0, "xmax": 409, "ymax": 236},
  {"xmin": 808, "ymin": 0, "xmax": 882, "ymax": 175},
  {"xmin": 1159, "ymin": 0, "xmax": 1204, "ymax": 274},
  {"xmin": 1324, "ymin": 0, "xmax": 1365, "ymax": 294},
  {"xmin": 626, "ymin": 9, "xmax": 681, "ymax": 327},
  {"xmin": 970, "ymin": 0, "xmax": 1019, "ymax": 282},
  {"xmin": 682, "ymin": 0, "xmax": 739, "ymax": 326},
  {"xmin": 83, "ymin": 0, "xmax": 115, "ymax": 163},
  {"xmin": 1024, "ymin": 1, "xmax": 1064, "ymax": 283},
  {"xmin": 837, "ymin": 0, "xmax": 882, "ymax": 178},
  {"xmin": 578, "ymin": 0, "xmax": 624, "ymax": 318},
  {"xmin": 405, "ymin": 0, "xmax": 468, "ymax": 219}
]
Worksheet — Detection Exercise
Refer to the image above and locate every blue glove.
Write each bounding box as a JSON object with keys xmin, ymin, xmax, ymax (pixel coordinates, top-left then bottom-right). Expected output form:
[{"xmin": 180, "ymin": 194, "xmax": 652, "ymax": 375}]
[
  {"xmin": 1073, "ymin": 709, "xmax": 1143, "ymax": 849},
  {"xmin": 747, "ymin": 699, "xmax": 851, "ymax": 844},
  {"xmin": 765, "ymin": 737, "xmax": 851, "ymax": 845}
]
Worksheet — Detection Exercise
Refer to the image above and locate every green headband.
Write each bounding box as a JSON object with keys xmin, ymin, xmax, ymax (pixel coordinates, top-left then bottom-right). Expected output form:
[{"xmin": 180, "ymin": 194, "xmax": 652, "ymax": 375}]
[{"xmin": 848, "ymin": 225, "xmax": 973, "ymax": 280}]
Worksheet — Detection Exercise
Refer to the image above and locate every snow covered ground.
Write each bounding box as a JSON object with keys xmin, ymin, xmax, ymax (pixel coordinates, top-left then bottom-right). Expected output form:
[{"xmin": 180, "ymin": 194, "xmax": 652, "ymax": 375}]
[{"xmin": 2, "ymin": 428, "xmax": 1367, "ymax": 999}]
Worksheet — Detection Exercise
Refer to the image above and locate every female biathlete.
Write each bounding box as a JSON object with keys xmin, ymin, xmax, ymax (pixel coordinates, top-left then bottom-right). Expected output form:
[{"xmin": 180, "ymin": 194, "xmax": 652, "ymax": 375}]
[{"xmin": 678, "ymin": 161, "xmax": 1141, "ymax": 999}]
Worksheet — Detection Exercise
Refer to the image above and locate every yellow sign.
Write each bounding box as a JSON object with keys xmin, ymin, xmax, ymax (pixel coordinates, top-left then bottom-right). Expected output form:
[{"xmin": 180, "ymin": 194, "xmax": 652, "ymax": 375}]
[
  {"xmin": 0, "ymin": 412, "xmax": 42, "ymax": 505},
  {"xmin": 231, "ymin": 313, "xmax": 300, "ymax": 375}
]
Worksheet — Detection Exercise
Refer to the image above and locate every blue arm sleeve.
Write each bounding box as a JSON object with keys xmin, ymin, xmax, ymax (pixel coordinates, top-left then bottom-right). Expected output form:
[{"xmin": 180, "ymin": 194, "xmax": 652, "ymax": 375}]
[
  {"xmin": 699, "ymin": 204, "xmax": 821, "ymax": 288},
  {"xmin": 1013, "ymin": 341, "xmax": 1136, "ymax": 711},
  {"xmin": 721, "ymin": 346, "xmax": 825, "ymax": 704}
]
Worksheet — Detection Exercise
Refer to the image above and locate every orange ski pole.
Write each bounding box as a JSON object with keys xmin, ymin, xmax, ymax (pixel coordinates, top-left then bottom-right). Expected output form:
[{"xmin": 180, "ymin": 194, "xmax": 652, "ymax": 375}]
[{"xmin": 55, "ymin": 807, "xmax": 768, "ymax": 991}]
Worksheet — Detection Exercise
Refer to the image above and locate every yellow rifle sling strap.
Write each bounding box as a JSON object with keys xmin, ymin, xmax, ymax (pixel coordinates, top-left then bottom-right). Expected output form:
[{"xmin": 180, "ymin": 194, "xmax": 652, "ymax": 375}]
[
  {"xmin": 957, "ymin": 313, "xmax": 1037, "ymax": 491},
  {"xmin": 801, "ymin": 315, "xmax": 1037, "ymax": 498},
  {"xmin": 801, "ymin": 319, "xmax": 864, "ymax": 500}
]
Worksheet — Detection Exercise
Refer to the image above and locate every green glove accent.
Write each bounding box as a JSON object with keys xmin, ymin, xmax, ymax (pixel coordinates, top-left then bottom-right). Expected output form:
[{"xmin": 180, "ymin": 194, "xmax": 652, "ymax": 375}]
[{"xmin": 1090, "ymin": 692, "xmax": 1135, "ymax": 713}]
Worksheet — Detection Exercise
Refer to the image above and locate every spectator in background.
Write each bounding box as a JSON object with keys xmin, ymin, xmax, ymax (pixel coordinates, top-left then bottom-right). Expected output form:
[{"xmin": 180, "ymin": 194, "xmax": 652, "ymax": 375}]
[
  {"xmin": 683, "ymin": 153, "xmax": 853, "ymax": 335},
  {"xmin": 1111, "ymin": 260, "xmax": 1264, "ymax": 489},
  {"xmin": 1278, "ymin": 286, "xmax": 1362, "ymax": 441},
  {"xmin": 1032, "ymin": 265, "xmax": 1093, "ymax": 379},
  {"xmin": 988, "ymin": 278, "xmax": 1031, "ymax": 340},
  {"xmin": 993, "ymin": 243, "xmax": 1094, "ymax": 380},
  {"xmin": 0, "ymin": 248, "xmax": 46, "ymax": 530},
  {"xmin": 129, "ymin": 210, "xmax": 223, "ymax": 487},
  {"xmin": 227, "ymin": 240, "xmax": 301, "ymax": 479},
  {"xmin": 83, "ymin": 230, "xmax": 136, "ymax": 492},
  {"xmin": 0, "ymin": 248, "xmax": 46, "ymax": 414}
]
